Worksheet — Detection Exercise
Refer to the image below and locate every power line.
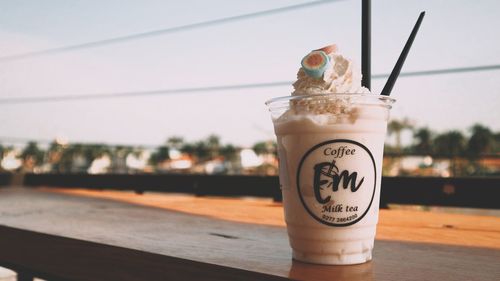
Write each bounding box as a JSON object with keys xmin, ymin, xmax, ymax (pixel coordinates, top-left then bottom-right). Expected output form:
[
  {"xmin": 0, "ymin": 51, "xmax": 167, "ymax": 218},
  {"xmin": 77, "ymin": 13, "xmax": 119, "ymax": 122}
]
[
  {"xmin": 0, "ymin": 0, "xmax": 343, "ymax": 63},
  {"xmin": 0, "ymin": 64, "xmax": 498, "ymax": 105},
  {"xmin": 0, "ymin": 136, "xmax": 53, "ymax": 145},
  {"xmin": 0, "ymin": 81, "xmax": 290, "ymax": 104},
  {"xmin": 373, "ymin": 64, "xmax": 500, "ymax": 78},
  {"xmin": 0, "ymin": 136, "xmax": 160, "ymax": 149}
]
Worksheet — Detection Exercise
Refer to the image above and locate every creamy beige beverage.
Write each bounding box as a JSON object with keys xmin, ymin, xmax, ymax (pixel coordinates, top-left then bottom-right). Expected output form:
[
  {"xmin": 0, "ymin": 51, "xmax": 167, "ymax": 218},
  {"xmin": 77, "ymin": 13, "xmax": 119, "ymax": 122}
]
[{"xmin": 267, "ymin": 45, "xmax": 394, "ymax": 265}]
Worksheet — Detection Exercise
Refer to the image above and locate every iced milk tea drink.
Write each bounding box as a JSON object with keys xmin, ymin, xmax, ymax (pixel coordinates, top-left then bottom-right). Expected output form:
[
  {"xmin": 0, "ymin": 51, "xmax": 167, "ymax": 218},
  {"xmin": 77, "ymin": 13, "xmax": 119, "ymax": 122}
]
[{"xmin": 266, "ymin": 45, "xmax": 394, "ymax": 265}]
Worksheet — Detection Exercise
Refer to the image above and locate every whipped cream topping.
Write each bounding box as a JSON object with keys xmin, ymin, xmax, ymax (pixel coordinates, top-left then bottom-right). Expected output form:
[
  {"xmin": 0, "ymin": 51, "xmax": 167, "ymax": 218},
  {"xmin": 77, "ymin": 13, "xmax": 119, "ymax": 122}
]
[
  {"xmin": 274, "ymin": 45, "xmax": 372, "ymax": 120},
  {"xmin": 292, "ymin": 46, "xmax": 370, "ymax": 96}
]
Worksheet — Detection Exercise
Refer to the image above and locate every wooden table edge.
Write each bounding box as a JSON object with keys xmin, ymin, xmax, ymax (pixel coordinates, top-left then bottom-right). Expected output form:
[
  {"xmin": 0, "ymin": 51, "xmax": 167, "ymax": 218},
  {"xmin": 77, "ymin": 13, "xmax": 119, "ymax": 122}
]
[{"xmin": 0, "ymin": 225, "xmax": 292, "ymax": 281}]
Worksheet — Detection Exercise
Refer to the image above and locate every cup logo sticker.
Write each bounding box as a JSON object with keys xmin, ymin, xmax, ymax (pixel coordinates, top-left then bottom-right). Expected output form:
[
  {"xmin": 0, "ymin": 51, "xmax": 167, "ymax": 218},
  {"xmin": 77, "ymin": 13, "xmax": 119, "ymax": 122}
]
[{"xmin": 297, "ymin": 139, "xmax": 377, "ymax": 227}]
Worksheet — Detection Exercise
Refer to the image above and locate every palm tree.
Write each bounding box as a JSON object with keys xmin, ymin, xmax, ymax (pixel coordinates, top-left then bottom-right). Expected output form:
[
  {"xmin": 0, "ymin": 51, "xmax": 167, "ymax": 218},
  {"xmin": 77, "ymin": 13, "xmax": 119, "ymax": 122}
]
[
  {"xmin": 467, "ymin": 124, "xmax": 493, "ymax": 158},
  {"xmin": 387, "ymin": 119, "xmax": 413, "ymax": 153},
  {"xmin": 220, "ymin": 144, "xmax": 237, "ymax": 161},
  {"xmin": 180, "ymin": 142, "xmax": 196, "ymax": 156},
  {"xmin": 21, "ymin": 142, "xmax": 45, "ymax": 170},
  {"xmin": 253, "ymin": 141, "xmax": 277, "ymax": 156},
  {"xmin": 149, "ymin": 145, "xmax": 170, "ymax": 167},
  {"xmin": 465, "ymin": 124, "xmax": 495, "ymax": 175},
  {"xmin": 167, "ymin": 136, "xmax": 184, "ymax": 150},
  {"xmin": 58, "ymin": 145, "xmax": 75, "ymax": 173},
  {"xmin": 206, "ymin": 135, "xmax": 221, "ymax": 159},
  {"xmin": 83, "ymin": 144, "xmax": 111, "ymax": 164},
  {"xmin": 434, "ymin": 131, "xmax": 465, "ymax": 157},
  {"xmin": 252, "ymin": 142, "xmax": 268, "ymax": 155},
  {"xmin": 45, "ymin": 141, "xmax": 73, "ymax": 172},
  {"xmin": 433, "ymin": 131, "xmax": 466, "ymax": 176},
  {"xmin": 185, "ymin": 135, "xmax": 221, "ymax": 161},
  {"xmin": 413, "ymin": 127, "xmax": 433, "ymax": 155},
  {"xmin": 193, "ymin": 141, "xmax": 210, "ymax": 161},
  {"xmin": 495, "ymin": 132, "xmax": 500, "ymax": 153}
]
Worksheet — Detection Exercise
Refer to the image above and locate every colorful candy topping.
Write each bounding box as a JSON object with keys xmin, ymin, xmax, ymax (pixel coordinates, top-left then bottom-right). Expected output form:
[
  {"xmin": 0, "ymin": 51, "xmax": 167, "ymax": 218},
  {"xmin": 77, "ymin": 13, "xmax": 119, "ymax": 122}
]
[
  {"xmin": 316, "ymin": 44, "xmax": 338, "ymax": 54},
  {"xmin": 301, "ymin": 51, "xmax": 331, "ymax": 79}
]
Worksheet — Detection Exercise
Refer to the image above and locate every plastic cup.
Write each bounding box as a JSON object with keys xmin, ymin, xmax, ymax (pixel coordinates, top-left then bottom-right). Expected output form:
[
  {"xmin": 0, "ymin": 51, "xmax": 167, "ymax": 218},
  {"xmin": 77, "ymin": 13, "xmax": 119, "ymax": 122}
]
[{"xmin": 266, "ymin": 93, "xmax": 395, "ymax": 265}]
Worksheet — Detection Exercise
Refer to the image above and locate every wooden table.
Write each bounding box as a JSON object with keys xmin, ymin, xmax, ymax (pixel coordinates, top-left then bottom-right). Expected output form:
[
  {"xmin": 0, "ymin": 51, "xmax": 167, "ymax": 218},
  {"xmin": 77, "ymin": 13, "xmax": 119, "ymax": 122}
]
[{"xmin": 0, "ymin": 187, "xmax": 499, "ymax": 281}]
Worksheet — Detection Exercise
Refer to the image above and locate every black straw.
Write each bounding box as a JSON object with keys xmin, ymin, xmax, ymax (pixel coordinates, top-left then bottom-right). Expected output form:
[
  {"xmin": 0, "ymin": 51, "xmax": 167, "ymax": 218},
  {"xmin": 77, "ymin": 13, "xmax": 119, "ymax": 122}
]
[
  {"xmin": 361, "ymin": 0, "xmax": 371, "ymax": 90},
  {"xmin": 381, "ymin": 11, "xmax": 426, "ymax": 96}
]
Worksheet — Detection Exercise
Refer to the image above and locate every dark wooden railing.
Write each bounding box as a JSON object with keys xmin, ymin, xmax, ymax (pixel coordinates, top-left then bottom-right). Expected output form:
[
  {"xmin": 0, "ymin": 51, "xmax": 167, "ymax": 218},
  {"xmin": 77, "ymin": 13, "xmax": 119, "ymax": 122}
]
[
  {"xmin": 7, "ymin": 173, "xmax": 497, "ymax": 209},
  {"xmin": 0, "ymin": 173, "xmax": 12, "ymax": 186},
  {"xmin": 1, "ymin": 173, "xmax": 500, "ymax": 281},
  {"xmin": 24, "ymin": 173, "xmax": 282, "ymax": 199}
]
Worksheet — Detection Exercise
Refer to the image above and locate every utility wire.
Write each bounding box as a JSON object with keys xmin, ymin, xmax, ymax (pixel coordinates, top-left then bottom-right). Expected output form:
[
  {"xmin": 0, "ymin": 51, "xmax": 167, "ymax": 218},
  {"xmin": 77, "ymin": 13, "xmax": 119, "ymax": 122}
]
[
  {"xmin": 373, "ymin": 64, "xmax": 500, "ymax": 78},
  {"xmin": 0, "ymin": 0, "xmax": 343, "ymax": 63},
  {"xmin": 0, "ymin": 136, "xmax": 53, "ymax": 145},
  {"xmin": 0, "ymin": 81, "xmax": 290, "ymax": 104},
  {"xmin": 0, "ymin": 64, "xmax": 498, "ymax": 105},
  {"xmin": 0, "ymin": 136, "xmax": 159, "ymax": 149}
]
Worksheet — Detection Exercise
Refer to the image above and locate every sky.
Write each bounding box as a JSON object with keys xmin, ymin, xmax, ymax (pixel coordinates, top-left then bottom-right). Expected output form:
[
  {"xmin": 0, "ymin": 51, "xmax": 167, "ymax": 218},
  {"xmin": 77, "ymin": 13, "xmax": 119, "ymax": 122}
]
[{"xmin": 0, "ymin": 0, "xmax": 499, "ymax": 147}]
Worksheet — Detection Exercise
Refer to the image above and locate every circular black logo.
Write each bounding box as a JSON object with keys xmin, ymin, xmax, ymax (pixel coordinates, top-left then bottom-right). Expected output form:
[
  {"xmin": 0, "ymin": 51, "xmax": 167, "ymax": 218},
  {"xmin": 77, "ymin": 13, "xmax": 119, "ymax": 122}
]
[{"xmin": 296, "ymin": 139, "xmax": 377, "ymax": 227}]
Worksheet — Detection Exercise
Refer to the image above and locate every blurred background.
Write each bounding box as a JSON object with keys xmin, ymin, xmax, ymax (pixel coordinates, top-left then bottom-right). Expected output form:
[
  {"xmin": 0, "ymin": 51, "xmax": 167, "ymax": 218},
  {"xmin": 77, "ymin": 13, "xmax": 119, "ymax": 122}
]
[
  {"xmin": 1, "ymin": 0, "xmax": 499, "ymax": 177},
  {"xmin": 2, "ymin": 2, "xmax": 499, "ymax": 279}
]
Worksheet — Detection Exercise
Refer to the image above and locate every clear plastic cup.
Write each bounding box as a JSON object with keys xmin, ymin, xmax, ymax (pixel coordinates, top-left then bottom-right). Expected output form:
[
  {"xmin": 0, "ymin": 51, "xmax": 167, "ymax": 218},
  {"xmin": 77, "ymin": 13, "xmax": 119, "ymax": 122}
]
[{"xmin": 266, "ymin": 93, "xmax": 395, "ymax": 265}]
